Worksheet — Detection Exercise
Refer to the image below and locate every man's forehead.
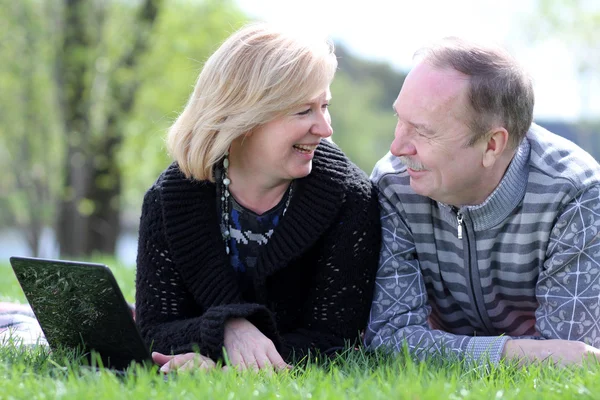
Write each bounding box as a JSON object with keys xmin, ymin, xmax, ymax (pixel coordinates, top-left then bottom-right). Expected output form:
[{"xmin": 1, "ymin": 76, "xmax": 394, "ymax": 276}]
[
  {"xmin": 400, "ymin": 64, "xmax": 470, "ymax": 112},
  {"xmin": 423, "ymin": 66, "xmax": 468, "ymax": 99}
]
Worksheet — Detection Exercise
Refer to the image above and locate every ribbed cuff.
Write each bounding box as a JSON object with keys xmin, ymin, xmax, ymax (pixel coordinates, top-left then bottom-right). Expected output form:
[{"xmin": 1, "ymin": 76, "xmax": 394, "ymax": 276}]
[{"xmin": 465, "ymin": 335, "xmax": 511, "ymax": 365}]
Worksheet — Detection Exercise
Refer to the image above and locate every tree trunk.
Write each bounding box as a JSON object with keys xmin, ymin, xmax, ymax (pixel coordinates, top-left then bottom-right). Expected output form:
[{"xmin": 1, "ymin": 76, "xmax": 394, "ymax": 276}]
[
  {"xmin": 86, "ymin": 119, "xmax": 121, "ymax": 255},
  {"xmin": 84, "ymin": 0, "xmax": 162, "ymax": 255},
  {"xmin": 56, "ymin": 0, "xmax": 161, "ymax": 258},
  {"xmin": 56, "ymin": 0, "xmax": 93, "ymax": 258}
]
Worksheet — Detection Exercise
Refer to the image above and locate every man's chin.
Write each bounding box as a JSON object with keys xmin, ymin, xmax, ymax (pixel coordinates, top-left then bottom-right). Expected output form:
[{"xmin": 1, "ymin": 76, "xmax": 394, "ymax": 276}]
[{"xmin": 409, "ymin": 179, "xmax": 430, "ymax": 198}]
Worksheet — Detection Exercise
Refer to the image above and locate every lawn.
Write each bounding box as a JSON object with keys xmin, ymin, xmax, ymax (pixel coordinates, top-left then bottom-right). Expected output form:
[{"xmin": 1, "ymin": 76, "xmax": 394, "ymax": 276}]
[{"xmin": 1, "ymin": 259, "xmax": 600, "ymax": 399}]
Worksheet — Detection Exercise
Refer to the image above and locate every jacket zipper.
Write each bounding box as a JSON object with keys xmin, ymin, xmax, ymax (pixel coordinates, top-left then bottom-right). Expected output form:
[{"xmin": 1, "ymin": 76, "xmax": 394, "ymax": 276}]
[{"xmin": 454, "ymin": 208, "xmax": 492, "ymax": 334}]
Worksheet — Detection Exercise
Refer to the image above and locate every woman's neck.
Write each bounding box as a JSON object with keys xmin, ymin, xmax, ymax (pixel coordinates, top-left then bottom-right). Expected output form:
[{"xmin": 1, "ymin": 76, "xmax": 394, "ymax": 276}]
[{"xmin": 226, "ymin": 152, "xmax": 291, "ymax": 215}]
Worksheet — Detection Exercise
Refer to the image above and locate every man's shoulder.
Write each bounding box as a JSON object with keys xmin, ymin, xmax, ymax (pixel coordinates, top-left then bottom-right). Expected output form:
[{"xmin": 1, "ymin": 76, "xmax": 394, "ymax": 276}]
[
  {"xmin": 527, "ymin": 123, "xmax": 600, "ymax": 188},
  {"xmin": 369, "ymin": 153, "xmax": 429, "ymax": 210},
  {"xmin": 370, "ymin": 152, "xmax": 409, "ymax": 186}
]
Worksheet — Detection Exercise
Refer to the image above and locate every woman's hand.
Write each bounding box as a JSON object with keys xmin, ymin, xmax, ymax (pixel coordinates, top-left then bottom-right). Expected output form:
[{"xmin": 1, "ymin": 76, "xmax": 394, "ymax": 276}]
[
  {"xmin": 224, "ymin": 318, "xmax": 290, "ymax": 371},
  {"xmin": 152, "ymin": 351, "xmax": 216, "ymax": 373}
]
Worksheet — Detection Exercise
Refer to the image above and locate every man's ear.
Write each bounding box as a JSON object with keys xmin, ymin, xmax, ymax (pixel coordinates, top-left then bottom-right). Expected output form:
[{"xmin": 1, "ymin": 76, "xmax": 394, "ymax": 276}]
[{"xmin": 482, "ymin": 127, "xmax": 509, "ymax": 168}]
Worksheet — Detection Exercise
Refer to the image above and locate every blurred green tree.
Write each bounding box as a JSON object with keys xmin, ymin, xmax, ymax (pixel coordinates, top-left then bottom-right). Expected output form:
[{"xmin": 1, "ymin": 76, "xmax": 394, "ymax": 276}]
[
  {"xmin": 331, "ymin": 44, "xmax": 406, "ymax": 173},
  {"xmin": 529, "ymin": 0, "xmax": 600, "ymax": 158},
  {"xmin": 1, "ymin": 1, "xmax": 405, "ymax": 258},
  {"xmin": 0, "ymin": 1, "xmax": 62, "ymax": 255},
  {"xmin": 0, "ymin": 0, "xmax": 246, "ymax": 257},
  {"xmin": 55, "ymin": 0, "xmax": 164, "ymax": 258},
  {"xmin": 532, "ymin": 0, "xmax": 599, "ymax": 120}
]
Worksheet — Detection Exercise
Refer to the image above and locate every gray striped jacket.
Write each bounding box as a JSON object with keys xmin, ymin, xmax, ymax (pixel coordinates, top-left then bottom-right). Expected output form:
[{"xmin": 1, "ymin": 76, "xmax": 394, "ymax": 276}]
[{"xmin": 365, "ymin": 123, "xmax": 600, "ymax": 364}]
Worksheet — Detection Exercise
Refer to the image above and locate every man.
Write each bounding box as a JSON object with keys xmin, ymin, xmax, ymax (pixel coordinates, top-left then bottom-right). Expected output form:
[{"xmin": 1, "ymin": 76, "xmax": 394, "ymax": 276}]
[{"xmin": 365, "ymin": 37, "xmax": 600, "ymax": 366}]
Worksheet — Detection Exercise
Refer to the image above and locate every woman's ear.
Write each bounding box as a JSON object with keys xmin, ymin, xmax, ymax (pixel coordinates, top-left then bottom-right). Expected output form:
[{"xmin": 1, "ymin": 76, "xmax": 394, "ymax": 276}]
[{"xmin": 244, "ymin": 125, "xmax": 255, "ymax": 137}]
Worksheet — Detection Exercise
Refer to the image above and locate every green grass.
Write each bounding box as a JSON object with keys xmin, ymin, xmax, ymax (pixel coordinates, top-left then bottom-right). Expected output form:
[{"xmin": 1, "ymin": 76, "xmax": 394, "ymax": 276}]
[{"xmin": 2, "ymin": 258, "xmax": 600, "ymax": 399}]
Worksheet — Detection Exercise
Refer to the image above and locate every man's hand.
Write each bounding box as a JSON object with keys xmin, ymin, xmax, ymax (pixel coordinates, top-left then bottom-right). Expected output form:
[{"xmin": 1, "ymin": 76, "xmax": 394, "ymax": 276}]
[
  {"xmin": 503, "ymin": 339, "xmax": 600, "ymax": 366},
  {"xmin": 152, "ymin": 351, "xmax": 216, "ymax": 373},
  {"xmin": 223, "ymin": 318, "xmax": 291, "ymax": 371}
]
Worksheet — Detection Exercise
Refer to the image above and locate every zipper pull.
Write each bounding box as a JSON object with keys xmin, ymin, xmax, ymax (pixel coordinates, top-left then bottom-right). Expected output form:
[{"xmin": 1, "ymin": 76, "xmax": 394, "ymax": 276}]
[{"xmin": 457, "ymin": 212, "xmax": 464, "ymax": 239}]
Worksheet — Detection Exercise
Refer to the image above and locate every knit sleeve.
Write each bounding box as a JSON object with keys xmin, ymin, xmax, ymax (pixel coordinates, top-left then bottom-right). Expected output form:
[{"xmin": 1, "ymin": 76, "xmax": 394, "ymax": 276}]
[
  {"xmin": 535, "ymin": 185, "xmax": 600, "ymax": 346},
  {"xmin": 135, "ymin": 187, "xmax": 278, "ymax": 361},
  {"xmin": 279, "ymin": 173, "xmax": 381, "ymax": 359},
  {"xmin": 364, "ymin": 187, "xmax": 508, "ymax": 364}
]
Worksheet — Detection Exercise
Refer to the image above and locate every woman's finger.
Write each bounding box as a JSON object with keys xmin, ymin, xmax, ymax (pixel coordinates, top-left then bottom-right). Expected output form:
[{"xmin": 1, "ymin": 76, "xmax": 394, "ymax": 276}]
[
  {"xmin": 157, "ymin": 353, "xmax": 215, "ymax": 373},
  {"xmin": 255, "ymin": 354, "xmax": 272, "ymax": 371},
  {"xmin": 227, "ymin": 349, "xmax": 247, "ymax": 370},
  {"xmin": 265, "ymin": 347, "xmax": 291, "ymax": 371},
  {"xmin": 240, "ymin": 349, "xmax": 259, "ymax": 371},
  {"xmin": 152, "ymin": 351, "xmax": 174, "ymax": 366},
  {"xmin": 179, "ymin": 356, "xmax": 215, "ymax": 372}
]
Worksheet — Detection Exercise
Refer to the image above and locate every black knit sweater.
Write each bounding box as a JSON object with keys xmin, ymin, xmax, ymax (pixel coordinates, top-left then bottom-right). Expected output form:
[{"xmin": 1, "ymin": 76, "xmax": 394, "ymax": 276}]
[{"xmin": 134, "ymin": 140, "xmax": 381, "ymax": 362}]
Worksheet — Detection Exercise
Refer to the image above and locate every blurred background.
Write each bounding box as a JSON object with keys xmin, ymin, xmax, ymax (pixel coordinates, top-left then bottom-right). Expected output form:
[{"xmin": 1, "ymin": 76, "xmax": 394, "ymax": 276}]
[{"xmin": 1, "ymin": 0, "xmax": 598, "ymax": 266}]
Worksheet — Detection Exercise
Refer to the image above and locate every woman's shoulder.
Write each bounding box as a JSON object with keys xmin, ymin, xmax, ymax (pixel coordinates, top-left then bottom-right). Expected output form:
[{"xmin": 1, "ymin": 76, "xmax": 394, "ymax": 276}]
[
  {"xmin": 148, "ymin": 162, "xmax": 214, "ymax": 191},
  {"xmin": 142, "ymin": 162, "xmax": 215, "ymax": 206},
  {"xmin": 151, "ymin": 162, "xmax": 185, "ymax": 188}
]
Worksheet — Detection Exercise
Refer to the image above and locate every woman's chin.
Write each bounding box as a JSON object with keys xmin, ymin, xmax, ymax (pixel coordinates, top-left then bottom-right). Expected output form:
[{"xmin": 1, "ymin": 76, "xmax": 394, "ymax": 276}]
[{"xmin": 287, "ymin": 163, "xmax": 312, "ymax": 180}]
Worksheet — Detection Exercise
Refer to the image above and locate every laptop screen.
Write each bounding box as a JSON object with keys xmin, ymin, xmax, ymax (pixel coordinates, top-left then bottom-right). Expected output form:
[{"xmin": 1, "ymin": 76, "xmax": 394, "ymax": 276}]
[{"xmin": 10, "ymin": 257, "xmax": 151, "ymax": 370}]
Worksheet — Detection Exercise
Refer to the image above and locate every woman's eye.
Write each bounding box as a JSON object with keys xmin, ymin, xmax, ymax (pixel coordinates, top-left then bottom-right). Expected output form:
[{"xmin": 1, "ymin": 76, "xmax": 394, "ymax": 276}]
[
  {"xmin": 296, "ymin": 109, "xmax": 310, "ymax": 116},
  {"xmin": 322, "ymin": 103, "xmax": 330, "ymax": 110}
]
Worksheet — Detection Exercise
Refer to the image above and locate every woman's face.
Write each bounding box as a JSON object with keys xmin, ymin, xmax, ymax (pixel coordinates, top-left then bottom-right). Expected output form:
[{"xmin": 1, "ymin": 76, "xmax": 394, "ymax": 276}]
[{"xmin": 233, "ymin": 88, "xmax": 333, "ymax": 186}]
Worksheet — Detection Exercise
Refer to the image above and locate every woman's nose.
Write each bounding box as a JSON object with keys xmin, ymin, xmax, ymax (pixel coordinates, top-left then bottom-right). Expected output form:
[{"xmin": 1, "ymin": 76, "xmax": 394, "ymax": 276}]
[{"xmin": 311, "ymin": 110, "xmax": 333, "ymax": 138}]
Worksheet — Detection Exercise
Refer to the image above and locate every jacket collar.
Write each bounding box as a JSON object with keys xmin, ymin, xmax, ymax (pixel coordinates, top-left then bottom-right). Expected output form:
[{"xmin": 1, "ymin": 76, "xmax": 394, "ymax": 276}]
[{"xmin": 439, "ymin": 137, "xmax": 531, "ymax": 231}]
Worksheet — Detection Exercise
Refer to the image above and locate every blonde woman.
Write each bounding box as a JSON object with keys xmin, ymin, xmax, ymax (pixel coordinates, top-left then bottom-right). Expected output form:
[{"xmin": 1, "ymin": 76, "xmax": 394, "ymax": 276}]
[{"xmin": 135, "ymin": 23, "xmax": 381, "ymax": 373}]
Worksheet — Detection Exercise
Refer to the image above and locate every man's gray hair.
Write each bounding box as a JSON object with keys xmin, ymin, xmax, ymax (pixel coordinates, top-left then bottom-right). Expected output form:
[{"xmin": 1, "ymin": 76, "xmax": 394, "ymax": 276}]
[{"xmin": 415, "ymin": 37, "xmax": 534, "ymax": 149}]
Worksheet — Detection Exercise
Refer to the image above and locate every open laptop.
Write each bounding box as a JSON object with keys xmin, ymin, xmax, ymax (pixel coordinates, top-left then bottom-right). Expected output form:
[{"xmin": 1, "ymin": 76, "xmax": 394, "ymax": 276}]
[{"xmin": 9, "ymin": 256, "xmax": 152, "ymax": 370}]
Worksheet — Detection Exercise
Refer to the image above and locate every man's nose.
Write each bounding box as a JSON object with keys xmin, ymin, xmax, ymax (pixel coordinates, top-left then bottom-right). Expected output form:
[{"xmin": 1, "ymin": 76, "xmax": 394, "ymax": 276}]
[{"xmin": 390, "ymin": 122, "xmax": 415, "ymax": 156}]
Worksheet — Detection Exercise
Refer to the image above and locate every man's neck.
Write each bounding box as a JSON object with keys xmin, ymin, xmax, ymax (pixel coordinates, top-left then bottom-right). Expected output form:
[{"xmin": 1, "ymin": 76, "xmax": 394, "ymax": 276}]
[{"xmin": 460, "ymin": 149, "xmax": 517, "ymax": 207}]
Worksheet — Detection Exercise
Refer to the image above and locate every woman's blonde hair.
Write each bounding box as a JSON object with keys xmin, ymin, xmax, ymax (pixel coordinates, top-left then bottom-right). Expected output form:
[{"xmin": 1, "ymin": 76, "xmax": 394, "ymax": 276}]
[{"xmin": 166, "ymin": 23, "xmax": 338, "ymax": 181}]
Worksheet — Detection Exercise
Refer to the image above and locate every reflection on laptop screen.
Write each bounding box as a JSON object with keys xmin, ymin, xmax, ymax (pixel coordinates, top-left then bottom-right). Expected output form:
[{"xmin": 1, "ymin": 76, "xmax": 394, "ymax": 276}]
[{"xmin": 10, "ymin": 257, "xmax": 151, "ymax": 370}]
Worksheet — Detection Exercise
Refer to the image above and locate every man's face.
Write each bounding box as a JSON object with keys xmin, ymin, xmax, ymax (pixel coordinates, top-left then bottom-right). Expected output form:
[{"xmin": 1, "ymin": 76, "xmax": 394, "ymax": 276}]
[{"xmin": 391, "ymin": 62, "xmax": 491, "ymax": 206}]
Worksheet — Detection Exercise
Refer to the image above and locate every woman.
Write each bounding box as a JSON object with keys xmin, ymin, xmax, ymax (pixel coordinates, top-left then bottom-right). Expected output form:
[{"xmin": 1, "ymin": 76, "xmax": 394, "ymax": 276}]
[{"xmin": 135, "ymin": 23, "xmax": 381, "ymax": 373}]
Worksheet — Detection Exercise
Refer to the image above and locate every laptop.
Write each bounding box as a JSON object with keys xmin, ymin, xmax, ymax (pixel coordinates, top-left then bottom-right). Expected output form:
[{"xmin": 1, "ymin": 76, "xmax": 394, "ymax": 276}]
[{"xmin": 9, "ymin": 256, "xmax": 152, "ymax": 370}]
